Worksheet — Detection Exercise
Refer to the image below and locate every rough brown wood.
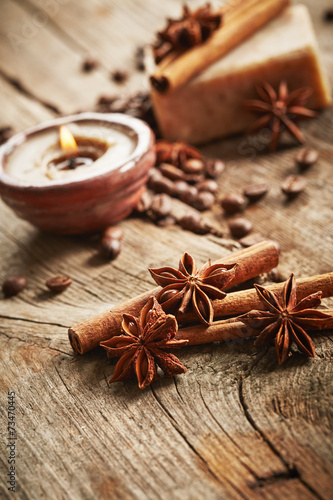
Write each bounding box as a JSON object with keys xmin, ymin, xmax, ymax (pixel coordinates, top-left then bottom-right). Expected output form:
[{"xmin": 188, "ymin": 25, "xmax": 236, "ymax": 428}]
[{"xmin": 0, "ymin": 1, "xmax": 332, "ymax": 499}]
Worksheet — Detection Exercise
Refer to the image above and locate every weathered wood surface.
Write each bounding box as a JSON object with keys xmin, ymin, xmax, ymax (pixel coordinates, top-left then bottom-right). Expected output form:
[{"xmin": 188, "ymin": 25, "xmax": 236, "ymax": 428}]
[{"xmin": 0, "ymin": 1, "xmax": 332, "ymax": 499}]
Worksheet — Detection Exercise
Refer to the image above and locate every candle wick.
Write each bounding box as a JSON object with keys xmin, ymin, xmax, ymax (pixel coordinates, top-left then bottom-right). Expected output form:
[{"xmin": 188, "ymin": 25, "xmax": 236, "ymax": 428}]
[{"xmin": 69, "ymin": 158, "xmax": 76, "ymax": 169}]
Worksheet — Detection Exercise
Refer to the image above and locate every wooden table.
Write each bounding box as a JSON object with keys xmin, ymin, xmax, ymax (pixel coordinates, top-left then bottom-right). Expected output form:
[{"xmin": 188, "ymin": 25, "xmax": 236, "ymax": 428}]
[{"xmin": 0, "ymin": 1, "xmax": 332, "ymax": 499}]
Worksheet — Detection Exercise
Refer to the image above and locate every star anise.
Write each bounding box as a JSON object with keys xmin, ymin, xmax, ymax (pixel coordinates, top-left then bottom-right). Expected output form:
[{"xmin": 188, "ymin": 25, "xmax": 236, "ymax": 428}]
[
  {"xmin": 245, "ymin": 81, "xmax": 317, "ymax": 151},
  {"xmin": 149, "ymin": 253, "xmax": 237, "ymax": 325},
  {"xmin": 153, "ymin": 4, "xmax": 222, "ymax": 63},
  {"xmin": 101, "ymin": 297, "xmax": 188, "ymax": 389},
  {"xmin": 238, "ymin": 274, "xmax": 333, "ymax": 364},
  {"xmin": 155, "ymin": 140, "xmax": 202, "ymax": 167}
]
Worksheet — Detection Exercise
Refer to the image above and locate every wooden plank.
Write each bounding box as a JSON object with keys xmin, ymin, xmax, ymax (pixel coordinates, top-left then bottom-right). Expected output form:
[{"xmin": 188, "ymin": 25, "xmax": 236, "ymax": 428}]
[
  {"xmin": 0, "ymin": 0, "xmax": 117, "ymax": 113},
  {"xmin": 0, "ymin": 74, "xmax": 54, "ymax": 131},
  {"xmin": 0, "ymin": 0, "xmax": 332, "ymax": 499}
]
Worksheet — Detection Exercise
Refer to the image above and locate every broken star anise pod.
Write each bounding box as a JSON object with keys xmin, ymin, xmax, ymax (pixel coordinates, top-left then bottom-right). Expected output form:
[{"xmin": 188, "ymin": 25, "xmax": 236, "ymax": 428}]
[
  {"xmin": 149, "ymin": 253, "xmax": 237, "ymax": 325},
  {"xmin": 155, "ymin": 140, "xmax": 202, "ymax": 167},
  {"xmin": 101, "ymin": 297, "xmax": 188, "ymax": 389},
  {"xmin": 153, "ymin": 4, "xmax": 222, "ymax": 63},
  {"xmin": 245, "ymin": 81, "xmax": 317, "ymax": 151},
  {"xmin": 238, "ymin": 274, "xmax": 333, "ymax": 364}
]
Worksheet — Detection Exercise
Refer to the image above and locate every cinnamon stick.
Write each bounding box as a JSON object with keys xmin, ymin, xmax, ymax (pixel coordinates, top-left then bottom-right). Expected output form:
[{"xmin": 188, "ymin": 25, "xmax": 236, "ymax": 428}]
[
  {"xmin": 69, "ymin": 240, "xmax": 279, "ymax": 354},
  {"xmin": 150, "ymin": 0, "xmax": 290, "ymax": 93},
  {"xmin": 176, "ymin": 309, "xmax": 333, "ymax": 346},
  {"xmin": 180, "ymin": 272, "xmax": 333, "ymax": 323}
]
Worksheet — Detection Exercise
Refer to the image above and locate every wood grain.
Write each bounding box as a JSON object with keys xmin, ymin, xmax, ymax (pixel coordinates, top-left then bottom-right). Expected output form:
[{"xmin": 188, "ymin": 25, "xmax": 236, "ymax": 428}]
[{"xmin": 0, "ymin": 0, "xmax": 332, "ymax": 499}]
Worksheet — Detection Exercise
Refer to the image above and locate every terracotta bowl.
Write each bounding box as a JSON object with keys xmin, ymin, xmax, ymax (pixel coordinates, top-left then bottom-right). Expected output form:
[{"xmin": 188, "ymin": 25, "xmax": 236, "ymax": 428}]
[{"xmin": 0, "ymin": 113, "xmax": 155, "ymax": 234}]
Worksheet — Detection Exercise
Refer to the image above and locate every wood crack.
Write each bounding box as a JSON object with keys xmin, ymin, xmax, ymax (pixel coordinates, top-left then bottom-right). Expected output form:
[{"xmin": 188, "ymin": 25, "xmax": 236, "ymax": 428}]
[
  {"xmin": 196, "ymin": 380, "xmax": 261, "ymax": 481},
  {"xmin": 150, "ymin": 385, "xmax": 248, "ymax": 499},
  {"xmin": 0, "ymin": 68, "xmax": 60, "ymax": 114},
  {"xmin": 238, "ymin": 353, "xmax": 324, "ymax": 500},
  {"xmin": 0, "ymin": 313, "xmax": 69, "ymax": 329},
  {"xmin": 0, "ymin": 325, "xmax": 73, "ymax": 357}
]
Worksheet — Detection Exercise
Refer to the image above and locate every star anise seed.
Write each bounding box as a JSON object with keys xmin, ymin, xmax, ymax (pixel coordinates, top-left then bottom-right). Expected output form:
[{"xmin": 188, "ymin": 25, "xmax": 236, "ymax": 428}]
[
  {"xmin": 245, "ymin": 81, "xmax": 317, "ymax": 151},
  {"xmin": 238, "ymin": 274, "xmax": 333, "ymax": 364},
  {"xmin": 149, "ymin": 253, "xmax": 237, "ymax": 325},
  {"xmin": 153, "ymin": 4, "xmax": 222, "ymax": 63},
  {"xmin": 101, "ymin": 297, "xmax": 188, "ymax": 389},
  {"xmin": 155, "ymin": 140, "xmax": 202, "ymax": 168}
]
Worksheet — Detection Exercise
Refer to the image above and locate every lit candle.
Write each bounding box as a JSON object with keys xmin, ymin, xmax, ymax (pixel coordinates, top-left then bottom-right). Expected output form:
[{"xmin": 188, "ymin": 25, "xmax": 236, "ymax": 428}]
[
  {"xmin": 0, "ymin": 113, "xmax": 155, "ymax": 233},
  {"xmin": 5, "ymin": 120, "xmax": 136, "ymax": 185}
]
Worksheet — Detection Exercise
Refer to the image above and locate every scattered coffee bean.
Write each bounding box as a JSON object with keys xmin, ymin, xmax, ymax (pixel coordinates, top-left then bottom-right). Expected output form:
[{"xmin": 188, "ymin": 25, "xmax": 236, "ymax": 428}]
[
  {"xmin": 194, "ymin": 191, "xmax": 215, "ymax": 211},
  {"xmin": 281, "ymin": 175, "xmax": 307, "ymax": 197},
  {"xmin": 184, "ymin": 173, "xmax": 205, "ymax": 185},
  {"xmin": 2, "ymin": 276, "xmax": 27, "ymax": 297},
  {"xmin": 82, "ymin": 57, "xmax": 98, "ymax": 72},
  {"xmin": 196, "ymin": 179, "xmax": 218, "ymax": 194},
  {"xmin": 173, "ymin": 180, "xmax": 189, "ymax": 198},
  {"xmin": 221, "ymin": 193, "xmax": 246, "ymax": 214},
  {"xmin": 135, "ymin": 191, "xmax": 152, "ymax": 213},
  {"xmin": 178, "ymin": 213, "xmax": 209, "ymax": 234},
  {"xmin": 0, "ymin": 126, "xmax": 13, "ymax": 145},
  {"xmin": 46, "ymin": 276, "xmax": 72, "ymax": 292},
  {"xmin": 182, "ymin": 158, "xmax": 205, "ymax": 174},
  {"xmin": 324, "ymin": 8, "xmax": 333, "ymax": 21},
  {"xmin": 179, "ymin": 185, "xmax": 198, "ymax": 205},
  {"xmin": 156, "ymin": 215, "xmax": 176, "ymax": 227},
  {"xmin": 100, "ymin": 238, "xmax": 121, "ymax": 260},
  {"xmin": 151, "ymin": 193, "xmax": 172, "ymax": 219},
  {"xmin": 296, "ymin": 147, "xmax": 319, "ymax": 169},
  {"xmin": 111, "ymin": 69, "xmax": 129, "ymax": 84},
  {"xmin": 102, "ymin": 225, "xmax": 123, "ymax": 241},
  {"xmin": 239, "ymin": 233, "xmax": 266, "ymax": 247},
  {"xmin": 159, "ymin": 163, "xmax": 184, "ymax": 181},
  {"xmin": 268, "ymin": 268, "xmax": 284, "ymax": 283},
  {"xmin": 228, "ymin": 218, "xmax": 253, "ymax": 238},
  {"xmin": 135, "ymin": 46, "xmax": 145, "ymax": 71},
  {"xmin": 149, "ymin": 173, "xmax": 174, "ymax": 195},
  {"xmin": 205, "ymin": 159, "xmax": 225, "ymax": 178},
  {"xmin": 243, "ymin": 183, "xmax": 269, "ymax": 202}
]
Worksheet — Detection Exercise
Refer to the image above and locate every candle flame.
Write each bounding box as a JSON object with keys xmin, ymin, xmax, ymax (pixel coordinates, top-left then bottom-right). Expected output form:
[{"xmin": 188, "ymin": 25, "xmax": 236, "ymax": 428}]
[{"xmin": 59, "ymin": 125, "xmax": 78, "ymax": 154}]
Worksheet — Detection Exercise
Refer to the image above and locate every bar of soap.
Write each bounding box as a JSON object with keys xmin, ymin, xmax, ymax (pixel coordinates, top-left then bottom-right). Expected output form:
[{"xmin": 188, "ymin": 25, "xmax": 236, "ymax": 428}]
[{"xmin": 150, "ymin": 5, "xmax": 331, "ymax": 145}]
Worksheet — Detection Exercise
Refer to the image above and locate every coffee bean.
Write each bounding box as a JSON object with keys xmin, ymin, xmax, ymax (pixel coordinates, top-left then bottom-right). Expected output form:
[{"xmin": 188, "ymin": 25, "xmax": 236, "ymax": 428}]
[
  {"xmin": 182, "ymin": 158, "xmax": 205, "ymax": 174},
  {"xmin": 194, "ymin": 191, "xmax": 215, "ymax": 211},
  {"xmin": 324, "ymin": 8, "xmax": 333, "ymax": 21},
  {"xmin": 111, "ymin": 69, "xmax": 129, "ymax": 84},
  {"xmin": 102, "ymin": 225, "xmax": 123, "ymax": 241},
  {"xmin": 156, "ymin": 215, "xmax": 176, "ymax": 227},
  {"xmin": 196, "ymin": 179, "xmax": 218, "ymax": 194},
  {"xmin": 173, "ymin": 180, "xmax": 189, "ymax": 198},
  {"xmin": 100, "ymin": 238, "xmax": 121, "ymax": 260},
  {"xmin": 135, "ymin": 46, "xmax": 145, "ymax": 71},
  {"xmin": 0, "ymin": 126, "xmax": 13, "ymax": 145},
  {"xmin": 178, "ymin": 213, "xmax": 209, "ymax": 234},
  {"xmin": 46, "ymin": 276, "xmax": 72, "ymax": 292},
  {"xmin": 135, "ymin": 191, "xmax": 152, "ymax": 213},
  {"xmin": 184, "ymin": 173, "xmax": 205, "ymax": 185},
  {"xmin": 151, "ymin": 193, "xmax": 172, "ymax": 219},
  {"xmin": 228, "ymin": 218, "xmax": 253, "ymax": 238},
  {"xmin": 239, "ymin": 233, "xmax": 266, "ymax": 247},
  {"xmin": 205, "ymin": 159, "xmax": 225, "ymax": 178},
  {"xmin": 281, "ymin": 175, "xmax": 307, "ymax": 197},
  {"xmin": 296, "ymin": 148, "xmax": 319, "ymax": 169},
  {"xmin": 159, "ymin": 163, "xmax": 185, "ymax": 181},
  {"xmin": 179, "ymin": 185, "xmax": 198, "ymax": 205},
  {"xmin": 268, "ymin": 268, "xmax": 284, "ymax": 283},
  {"xmin": 2, "ymin": 276, "xmax": 27, "ymax": 297},
  {"xmin": 82, "ymin": 57, "xmax": 98, "ymax": 72},
  {"xmin": 149, "ymin": 173, "xmax": 174, "ymax": 195},
  {"xmin": 221, "ymin": 193, "xmax": 246, "ymax": 214},
  {"xmin": 243, "ymin": 183, "xmax": 269, "ymax": 202}
]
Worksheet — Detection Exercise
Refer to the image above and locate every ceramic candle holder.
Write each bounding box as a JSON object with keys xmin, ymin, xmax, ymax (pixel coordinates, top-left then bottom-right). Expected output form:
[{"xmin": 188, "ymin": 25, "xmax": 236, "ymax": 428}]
[{"xmin": 0, "ymin": 113, "xmax": 155, "ymax": 234}]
